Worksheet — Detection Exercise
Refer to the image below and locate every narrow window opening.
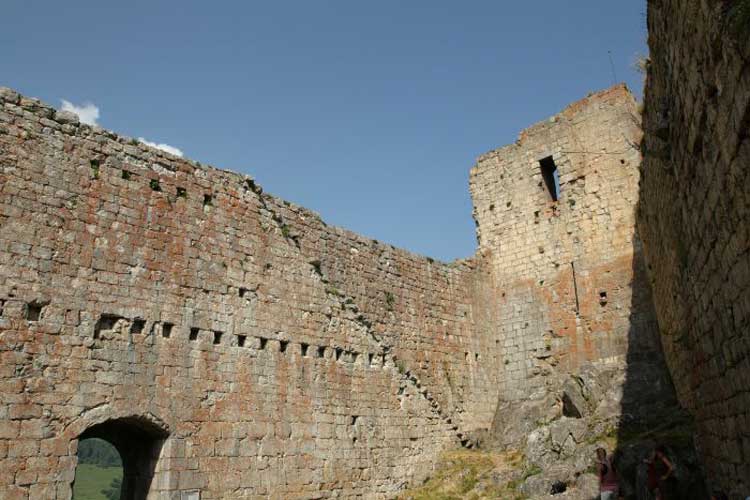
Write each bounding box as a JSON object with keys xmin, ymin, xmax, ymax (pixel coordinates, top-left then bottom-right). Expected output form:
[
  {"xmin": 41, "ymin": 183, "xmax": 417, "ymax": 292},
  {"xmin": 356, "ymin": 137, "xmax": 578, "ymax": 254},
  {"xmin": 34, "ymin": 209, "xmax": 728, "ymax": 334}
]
[
  {"xmin": 335, "ymin": 348, "xmax": 343, "ymax": 361},
  {"xmin": 279, "ymin": 340, "xmax": 288, "ymax": 353},
  {"xmin": 368, "ymin": 353, "xmax": 374, "ymax": 366},
  {"xmin": 149, "ymin": 179, "xmax": 161, "ymax": 192},
  {"xmin": 176, "ymin": 187, "xmax": 187, "ymax": 198},
  {"xmin": 351, "ymin": 415, "xmax": 358, "ymax": 425},
  {"xmin": 599, "ymin": 291, "xmax": 608, "ymax": 306},
  {"xmin": 213, "ymin": 331, "xmax": 223, "ymax": 345},
  {"xmin": 238, "ymin": 287, "xmax": 247, "ymax": 298},
  {"xmin": 121, "ymin": 170, "xmax": 131, "ymax": 180},
  {"xmin": 539, "ymin": 156, "xmax": 560, "ymax": 202},
  {"xmin": 301, "ymin": 343, "xmax": 309, "ymax": 357},
  {"xmin": 259, "ymin": 338, "xmax": 267, "ymax": 350},
  {"xmin": 189, "ymin": 328, "xmax": 199, "ymax": 341},
  {"xmin": 162, "ymin": 322, "xmax": 173, "ymax": 338},
  {"xmin": 236, "ymin": 334, "xmax": 246, "ymax": 347},
  {"xmin": 203, "ymin": 194, "xmax": 213, "ymax": 206},
  {"xmin": 316, "ymin": 346, "xmax": 325, "ymax": 358},
  {"xmin": 0, "ymin": 299, "xmax": 5, "ymax": 316}
]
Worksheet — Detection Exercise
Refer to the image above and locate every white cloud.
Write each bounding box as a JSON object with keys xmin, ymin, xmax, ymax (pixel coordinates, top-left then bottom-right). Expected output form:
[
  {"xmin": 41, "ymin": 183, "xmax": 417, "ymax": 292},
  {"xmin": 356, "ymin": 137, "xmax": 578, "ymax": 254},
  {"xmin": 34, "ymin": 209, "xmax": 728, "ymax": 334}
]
[
  {"xmin": 60, "ymin": 99, "xmax": 100, "ymax": 126},
  {"xmin": 138, "ymin": 137, "xmax": 184, "ymax": 157}
]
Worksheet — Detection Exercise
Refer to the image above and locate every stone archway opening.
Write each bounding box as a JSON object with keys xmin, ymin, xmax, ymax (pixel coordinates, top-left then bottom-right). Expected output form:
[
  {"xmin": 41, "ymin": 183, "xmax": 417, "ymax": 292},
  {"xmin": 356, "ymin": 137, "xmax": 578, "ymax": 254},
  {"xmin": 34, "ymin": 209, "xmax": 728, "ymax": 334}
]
[{"xmin": 72, "ymin": 416, "xmax": 169, "ymax": 500}]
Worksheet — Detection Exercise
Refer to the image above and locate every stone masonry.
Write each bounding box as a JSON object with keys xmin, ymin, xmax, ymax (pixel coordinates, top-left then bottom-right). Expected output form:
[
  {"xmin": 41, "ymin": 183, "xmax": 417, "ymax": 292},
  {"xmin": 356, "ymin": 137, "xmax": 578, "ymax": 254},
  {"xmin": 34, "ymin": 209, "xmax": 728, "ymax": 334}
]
[
  {"xmin": 0, "ymin": 82, "xmax": 678, "ymax": 498},
  {"xmin": 640, "ymin": 0, "xmax": 750, "ymax": 496},
  {"xmin": 470, "ymin": 86, "xmax": 674, "ymax": 447}
]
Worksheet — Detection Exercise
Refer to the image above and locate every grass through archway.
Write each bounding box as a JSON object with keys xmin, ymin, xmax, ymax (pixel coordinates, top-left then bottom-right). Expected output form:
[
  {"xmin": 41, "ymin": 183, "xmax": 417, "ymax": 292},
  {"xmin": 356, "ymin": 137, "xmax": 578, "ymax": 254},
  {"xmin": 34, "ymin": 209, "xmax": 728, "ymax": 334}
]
[{"xmin": 73, "ymin": 438, "xmax": 123, "ymax": 500}]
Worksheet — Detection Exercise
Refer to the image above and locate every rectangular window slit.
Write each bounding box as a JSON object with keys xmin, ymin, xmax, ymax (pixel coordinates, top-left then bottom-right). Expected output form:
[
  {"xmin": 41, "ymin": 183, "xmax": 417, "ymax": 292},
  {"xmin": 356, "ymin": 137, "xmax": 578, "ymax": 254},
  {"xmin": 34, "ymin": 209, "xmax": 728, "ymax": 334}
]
[
  {"xmin": 279, "ymin": 340, "xmax": 288, "ymax": 353},
  {"xmin": 301, "ymin": 343, "xmax": 309, "ymax": 357},
  {"xmin": 162, "ymin": 322, "xmax": 173, "ymax": 338},
  {"xmin": 316, "ymin": 346, "xmax": 325, "ymax": 358},
  {"xmin": 236, "ymin": 334, "xmax": 246, "ymax": 347},
  {"xmin": 259, "ymin": 338, "xmax": 267, "ymax": 350},
  {"xmin": 335, "ymin": 348, "xmax": 343, "ymax": 361},
  {"xmin": 213, "ymin": 331, "xmax": 223, "ymax": 345},
  {"xmin": 539, "ymin": 156, "xmax": 560, "ymax": 202}
]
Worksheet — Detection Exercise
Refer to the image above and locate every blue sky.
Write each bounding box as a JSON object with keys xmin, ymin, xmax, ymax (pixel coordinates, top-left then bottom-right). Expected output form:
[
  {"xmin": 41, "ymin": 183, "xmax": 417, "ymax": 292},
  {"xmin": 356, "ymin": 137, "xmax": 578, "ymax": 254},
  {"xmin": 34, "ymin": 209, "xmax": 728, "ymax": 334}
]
[{"xmin": 3, "ymin": 1, "xmax": 647, "ymax": 261}]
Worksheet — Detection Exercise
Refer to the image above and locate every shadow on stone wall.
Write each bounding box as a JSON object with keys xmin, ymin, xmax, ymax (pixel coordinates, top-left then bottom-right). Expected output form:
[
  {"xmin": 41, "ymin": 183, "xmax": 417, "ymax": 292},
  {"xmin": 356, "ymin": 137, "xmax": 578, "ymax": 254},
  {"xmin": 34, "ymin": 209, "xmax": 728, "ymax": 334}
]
[{"xmin": 611, "ymin": 237, "xmax": 707, "ymax": 500}]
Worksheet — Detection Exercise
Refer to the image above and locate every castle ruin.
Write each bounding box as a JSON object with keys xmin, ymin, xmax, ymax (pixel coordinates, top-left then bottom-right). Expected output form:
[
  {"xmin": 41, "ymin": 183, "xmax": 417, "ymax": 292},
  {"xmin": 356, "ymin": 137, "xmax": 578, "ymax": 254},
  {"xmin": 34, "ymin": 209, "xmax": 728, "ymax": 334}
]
[{"xmin": 1, "ymin": 0, "xmax": 748, "ymax": 498}]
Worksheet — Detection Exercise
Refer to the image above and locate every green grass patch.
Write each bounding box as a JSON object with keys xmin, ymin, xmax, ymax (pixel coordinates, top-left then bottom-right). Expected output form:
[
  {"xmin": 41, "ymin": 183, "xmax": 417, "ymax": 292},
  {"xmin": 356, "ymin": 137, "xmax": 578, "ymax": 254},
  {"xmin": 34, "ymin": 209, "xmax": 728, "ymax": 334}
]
[
  {"xmin": 397, "ymin": 449, "xmax": 527, "ymax": 500},
  {"xmin": 72, "ymin": 464, "xmax": 122, "ymax": 500}
]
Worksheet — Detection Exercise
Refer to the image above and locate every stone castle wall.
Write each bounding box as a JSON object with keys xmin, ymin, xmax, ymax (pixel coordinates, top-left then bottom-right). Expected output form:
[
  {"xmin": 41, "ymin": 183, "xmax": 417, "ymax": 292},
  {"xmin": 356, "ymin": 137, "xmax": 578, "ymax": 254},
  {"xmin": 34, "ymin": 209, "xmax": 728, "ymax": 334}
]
[
  {"xmin": 640, "ymin": 0, "xmax": 750, "ymax": 495},
  {"xmin": 0, "ymin": 80, "xmax": 682, "ymax": 498},
  {"xmin": 0, "ymin": 87, "xmax": 498, "ymax": 499}
]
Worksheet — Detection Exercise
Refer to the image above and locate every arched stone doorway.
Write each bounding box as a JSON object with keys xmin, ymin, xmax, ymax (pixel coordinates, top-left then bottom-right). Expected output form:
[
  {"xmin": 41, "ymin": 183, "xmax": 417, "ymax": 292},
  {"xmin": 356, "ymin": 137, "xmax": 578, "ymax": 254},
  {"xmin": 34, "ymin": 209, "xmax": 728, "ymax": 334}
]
[{"xmin": 73, "ymin": 416, "xmax": 169, "ymax": 500}]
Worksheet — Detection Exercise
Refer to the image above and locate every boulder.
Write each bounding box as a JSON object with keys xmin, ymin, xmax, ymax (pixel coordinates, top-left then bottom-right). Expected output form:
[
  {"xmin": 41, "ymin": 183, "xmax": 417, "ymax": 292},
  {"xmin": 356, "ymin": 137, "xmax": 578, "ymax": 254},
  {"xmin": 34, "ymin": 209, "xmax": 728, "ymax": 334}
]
[
  {"xmin": 549, "ymin": 417, "xmax": 588, "ymax": 457},
  {"xmin": 54, "ymin": 110, "xmax": 79, "ymax": 125},
  {"xmin": 561, "ymin": 377, "xmax": 588, "ymax": 418}
]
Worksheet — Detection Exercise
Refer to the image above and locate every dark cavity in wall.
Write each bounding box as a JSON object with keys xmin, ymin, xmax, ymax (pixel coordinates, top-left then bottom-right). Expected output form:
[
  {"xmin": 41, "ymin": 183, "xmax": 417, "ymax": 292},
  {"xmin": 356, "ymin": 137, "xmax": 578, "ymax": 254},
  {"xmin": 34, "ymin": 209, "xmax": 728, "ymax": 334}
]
[
  {"xmin": 130, "ymin": 318, "xmax": 145, "ymax": 334},
  {"xmin": 189, "ymin": 328, "xmax": 199, "ymax": 341},
  {"xmin": 539, "ymin": 156, "xmax": 560, "ymax": 201},
  {"xmin": 94, "ymin": 313, "xmax": 123, "ymax": 338},
  {"xmin": 26, "ymin": 301, "xmax": 45, "ymax": 321}
]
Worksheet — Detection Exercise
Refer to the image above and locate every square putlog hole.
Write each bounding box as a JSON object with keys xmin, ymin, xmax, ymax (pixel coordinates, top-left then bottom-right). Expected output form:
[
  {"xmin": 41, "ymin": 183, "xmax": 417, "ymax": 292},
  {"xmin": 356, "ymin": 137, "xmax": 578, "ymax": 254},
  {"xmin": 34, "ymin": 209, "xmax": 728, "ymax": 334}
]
[
  {"xmin": 130, "ymin": 318, "xmax": 146, "ymax": 334},
  {"xmin": 26, "ymin": 302, "xmax": 44, "ymax": 321}
]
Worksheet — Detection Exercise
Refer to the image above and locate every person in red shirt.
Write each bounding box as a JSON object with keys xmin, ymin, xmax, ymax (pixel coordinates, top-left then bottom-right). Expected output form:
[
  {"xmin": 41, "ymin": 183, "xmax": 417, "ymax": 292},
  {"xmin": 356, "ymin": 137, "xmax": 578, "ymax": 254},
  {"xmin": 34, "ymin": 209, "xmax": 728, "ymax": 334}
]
[
  {"xmin": 596, "ymin": 447, "xmax": 619, "ymax": 500},
  {"xmin": 644, "ymin": 445, "xmax": 674, "ymax": 500}
]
